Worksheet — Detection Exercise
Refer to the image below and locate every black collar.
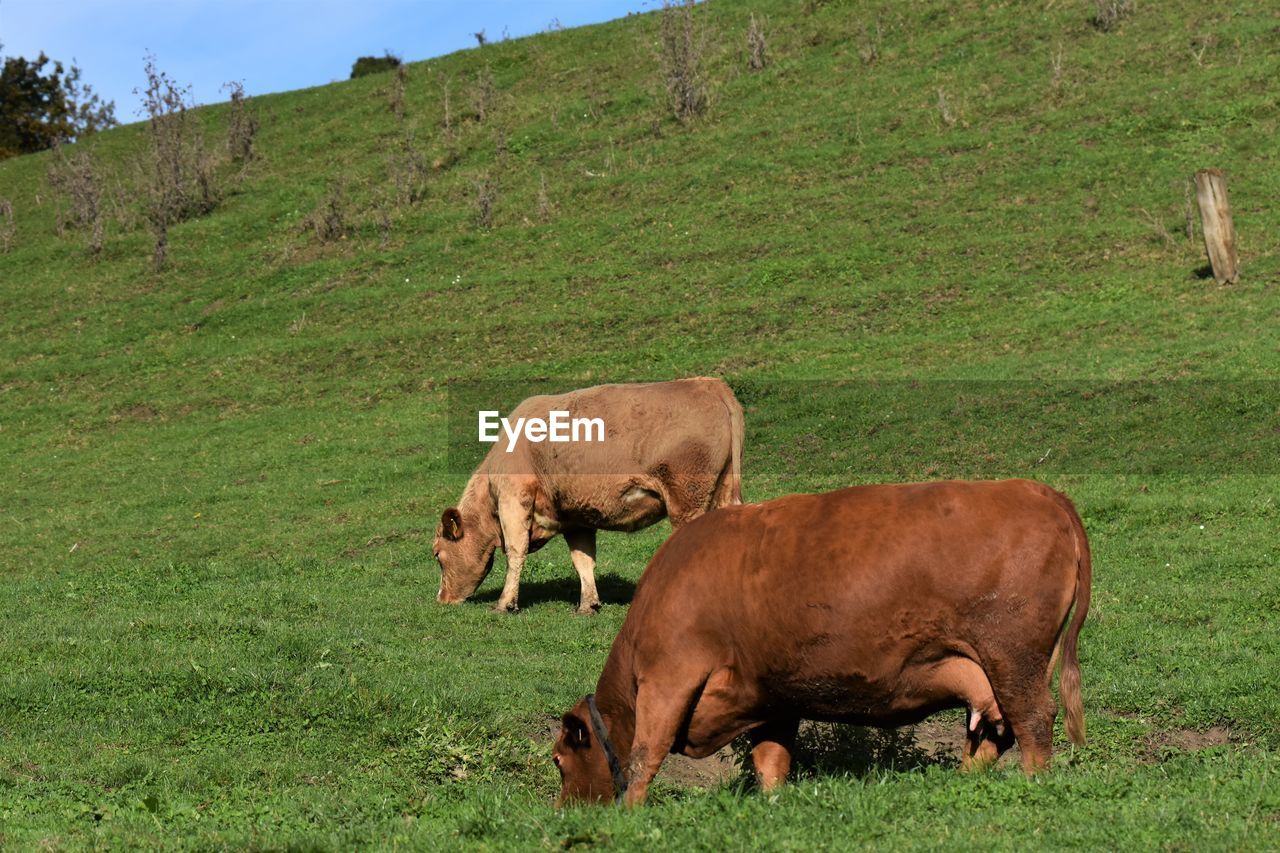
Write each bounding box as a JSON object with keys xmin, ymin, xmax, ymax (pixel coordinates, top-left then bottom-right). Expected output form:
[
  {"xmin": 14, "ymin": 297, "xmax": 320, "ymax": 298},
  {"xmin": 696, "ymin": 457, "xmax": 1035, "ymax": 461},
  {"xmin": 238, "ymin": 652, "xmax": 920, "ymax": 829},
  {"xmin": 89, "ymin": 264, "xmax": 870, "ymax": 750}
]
[{"xmin": 585, "ymin": 693, "xmax": 628, "ymax": 803}]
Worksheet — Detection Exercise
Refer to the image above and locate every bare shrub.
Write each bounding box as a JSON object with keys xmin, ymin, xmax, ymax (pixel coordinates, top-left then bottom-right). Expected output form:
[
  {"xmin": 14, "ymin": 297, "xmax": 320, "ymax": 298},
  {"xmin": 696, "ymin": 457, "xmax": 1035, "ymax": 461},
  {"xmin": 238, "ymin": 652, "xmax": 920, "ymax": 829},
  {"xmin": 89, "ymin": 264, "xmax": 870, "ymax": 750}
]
[
  {"xmin": 468, "ymin": 65, "xmax": 495, "ymax": 123},
  {"xmin": 222, "ymin": 81, "xmax": 259, "ymax": 163},
  {"xmin": 388, "ymin": 128, "xmax": 429, "ymax": 206},
  {"xmin": 305, "ymin": 181, "xmax": 348, "ymax": 243},
  {"xmin": 473, "ymin": 30, "xmax": 487, "ymax": 47},
  {"xmin": 137, "ymin": 55, "xmax": 220, "ymax": 268},
  {"xmin": 1092, "ymin": 0, "xmax": 1136, "ymax": 32},
  {"xmin": 746, "ymin": 14, "xmax": 768, "ymax": 71},
  {"xmin": 474, "ymin": 174, "xmax": 496, "ymax": 229},
  {"xmin": 0, "ymin": 198, "xmax": 14, "ymax": 253},
  {"xmin": 46, "ymin": 142, "xmax": 104, "ymax": 255},
  {"xmin": 658, "ymin": 0, "xmax": 709, "ymax": 122},
  {"xmin": 390, "ymin": 64, "xmax": 408, "ymax": 119}
]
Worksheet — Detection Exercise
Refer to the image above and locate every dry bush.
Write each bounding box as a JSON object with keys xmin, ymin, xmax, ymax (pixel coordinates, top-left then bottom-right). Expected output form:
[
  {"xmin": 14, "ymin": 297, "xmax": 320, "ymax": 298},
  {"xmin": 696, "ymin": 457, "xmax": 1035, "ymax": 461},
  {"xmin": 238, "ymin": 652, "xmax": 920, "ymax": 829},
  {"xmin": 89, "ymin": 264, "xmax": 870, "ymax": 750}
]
[
  {"xmin": 1092, "ymin": 0, "xmax": 1136, "ymax": 32},
  {"xmin": 305, "ymin": 181, "xmax": 348, "ymax": 243},
  {"xmin": 468, "ymin": 65, "xmax": 496, "ymax": 123},
  {"xmin": 137, "ymin": 56, "xmax": 220, "ymax": 268},
  {"xmin": 388, "ymin": 128, "xmax": 429, "ymax": 206},
  {"xmin": 474, "ymin": 174, "xmax": 496, "ymax": 229},
  {"xmin": 390, "ymin": 64, "xmax": 408, "ymax": 119},
  {"xmin": 0, "ymin": 198, "xmax": 14, "ymax": 253},
  {"xmin": 46, "ymin": 142, "xmax": 104, "ymax": 255},
  {"xmin": 223, "ymin": 81, "xmax": 259, "ymax": 163},
  {"xmin": 746, "ymin": 14, "xmax": 768, "ymax": 71},
  {"xmin": 473, "ymin": 30, "xmax": 487, "ymax": 47},
  {"xmin": 658, "ymin": 0, "xmax": 709, "ymax": 122}
]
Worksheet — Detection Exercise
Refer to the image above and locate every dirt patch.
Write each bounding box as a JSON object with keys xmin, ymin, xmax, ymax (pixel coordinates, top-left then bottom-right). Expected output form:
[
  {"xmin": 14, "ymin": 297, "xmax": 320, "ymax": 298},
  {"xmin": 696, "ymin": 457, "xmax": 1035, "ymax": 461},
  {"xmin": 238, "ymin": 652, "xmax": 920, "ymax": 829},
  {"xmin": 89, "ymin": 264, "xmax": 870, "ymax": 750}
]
[
  {"xmin": 1140, "ymin": 725, "xmax": 1231, "ymax": 763},
  {"xmin": 110, "ymin": 403, "xmax": 160, "ymax": 422}
]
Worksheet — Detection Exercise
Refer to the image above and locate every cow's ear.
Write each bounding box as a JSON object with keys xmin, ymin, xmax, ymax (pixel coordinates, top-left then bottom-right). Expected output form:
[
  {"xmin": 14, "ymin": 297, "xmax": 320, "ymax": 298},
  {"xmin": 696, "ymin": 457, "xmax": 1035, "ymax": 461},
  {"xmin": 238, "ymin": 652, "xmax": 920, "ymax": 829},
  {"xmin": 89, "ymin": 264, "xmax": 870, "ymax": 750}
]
[
  {"xmin": 561, "ymin": 712, "xmax": 590, "ymax": 750},
  {"xmin": 441, "ymin": 508, "xmax": 463, "ymax": 541}
]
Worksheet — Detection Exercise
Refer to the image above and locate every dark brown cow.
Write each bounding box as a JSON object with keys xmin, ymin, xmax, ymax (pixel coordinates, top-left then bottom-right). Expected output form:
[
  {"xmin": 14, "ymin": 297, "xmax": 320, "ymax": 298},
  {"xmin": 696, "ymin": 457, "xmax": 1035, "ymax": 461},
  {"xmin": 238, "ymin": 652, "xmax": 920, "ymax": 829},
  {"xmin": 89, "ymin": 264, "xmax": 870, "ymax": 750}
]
[
  {"xmin": 553, "ymin": 479, "xmax": 1091, "ymax": 805},
  {"xmin": 434, "ymin": 378, "xmax": 744, "ymax": 613}
]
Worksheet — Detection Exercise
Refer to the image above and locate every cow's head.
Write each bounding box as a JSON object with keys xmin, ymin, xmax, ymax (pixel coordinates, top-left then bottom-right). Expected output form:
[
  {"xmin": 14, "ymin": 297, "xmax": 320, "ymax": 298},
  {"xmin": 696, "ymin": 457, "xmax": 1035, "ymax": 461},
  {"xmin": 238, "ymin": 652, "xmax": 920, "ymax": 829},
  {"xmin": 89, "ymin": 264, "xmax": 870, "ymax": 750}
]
[
  {"xmin": 553, "ymin": 699, "xmax": 618, "ymax": 806},
  {"xmin": 432, "ymin": 507, "xmax": 497, "ymax": 603}
]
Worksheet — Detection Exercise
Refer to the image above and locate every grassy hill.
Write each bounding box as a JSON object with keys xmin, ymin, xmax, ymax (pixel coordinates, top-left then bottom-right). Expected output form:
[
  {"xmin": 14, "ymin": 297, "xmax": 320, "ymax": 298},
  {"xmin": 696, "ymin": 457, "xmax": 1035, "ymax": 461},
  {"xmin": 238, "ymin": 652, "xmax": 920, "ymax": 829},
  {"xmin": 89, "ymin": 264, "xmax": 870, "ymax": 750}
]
[{"xmin": 1, "ymin": 0, "xmax": 1278, "ymax": 847}]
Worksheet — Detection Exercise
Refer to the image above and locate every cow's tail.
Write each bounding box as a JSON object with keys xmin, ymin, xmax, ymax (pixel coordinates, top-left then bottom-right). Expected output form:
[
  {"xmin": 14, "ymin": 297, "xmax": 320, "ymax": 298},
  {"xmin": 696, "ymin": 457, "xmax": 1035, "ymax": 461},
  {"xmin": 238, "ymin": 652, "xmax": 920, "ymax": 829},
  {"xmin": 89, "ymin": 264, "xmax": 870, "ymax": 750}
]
[
  {"xmin": 716, "ymin": 379, "xmax": 747, "ymax": 504},
  {"xmin": 722, "ymin": 384, "xmax": 744, "ymax": 505},
  {"xmin": 1049, "ymin": 488, "xmax": 1091, "ymax": 746}
]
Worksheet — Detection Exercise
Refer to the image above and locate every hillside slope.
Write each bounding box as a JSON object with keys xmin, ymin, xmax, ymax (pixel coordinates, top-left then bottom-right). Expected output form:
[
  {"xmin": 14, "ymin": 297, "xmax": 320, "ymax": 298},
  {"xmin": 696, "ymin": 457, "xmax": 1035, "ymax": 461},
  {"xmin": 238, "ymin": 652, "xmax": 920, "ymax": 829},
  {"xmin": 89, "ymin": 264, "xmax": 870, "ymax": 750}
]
[{"xmin": 1, "ymin": 0, "xmax": 1277, "ymax": 847}]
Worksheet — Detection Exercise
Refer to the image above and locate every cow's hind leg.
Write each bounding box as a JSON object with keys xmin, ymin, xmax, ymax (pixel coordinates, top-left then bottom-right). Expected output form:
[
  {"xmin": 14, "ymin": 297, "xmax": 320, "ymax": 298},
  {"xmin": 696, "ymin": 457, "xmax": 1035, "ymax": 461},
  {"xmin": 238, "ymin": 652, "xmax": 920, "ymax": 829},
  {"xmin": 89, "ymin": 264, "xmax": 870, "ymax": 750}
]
[
  {"xmin": 564, "ymin": 529, "xmax": 600, "ymax": 615},
  {"xmin": 750, "ymin": 718, "xmax": 799, "ymax": 791},
  {"xmin": 985, "ymin": 658, "xmax": 1058, "ymax": 774}
]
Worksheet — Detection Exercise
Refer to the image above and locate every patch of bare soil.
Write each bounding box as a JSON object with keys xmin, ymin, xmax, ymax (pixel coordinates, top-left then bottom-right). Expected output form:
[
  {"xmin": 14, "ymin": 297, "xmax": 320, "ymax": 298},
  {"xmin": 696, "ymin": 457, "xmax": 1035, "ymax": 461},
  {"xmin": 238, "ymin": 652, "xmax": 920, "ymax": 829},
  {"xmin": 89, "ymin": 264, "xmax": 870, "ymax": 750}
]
[
  {"xmin": 1140, "ymin": 725, "xmax": 1231, "ymax": 763},
  {"xmin": 658, "ymin": 748, "xmax": 741, "ymax": 788}
]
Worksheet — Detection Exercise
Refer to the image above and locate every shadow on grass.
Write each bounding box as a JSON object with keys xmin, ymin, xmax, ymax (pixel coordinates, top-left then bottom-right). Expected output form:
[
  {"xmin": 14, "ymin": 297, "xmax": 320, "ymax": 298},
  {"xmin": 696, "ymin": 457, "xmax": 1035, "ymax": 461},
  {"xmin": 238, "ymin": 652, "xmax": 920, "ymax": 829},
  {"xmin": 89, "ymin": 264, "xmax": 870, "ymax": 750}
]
[
  {"xmin": 729, "ymin": 722, "xmax": 959, "ymax": 789},
  {"xmin": 473, "ymin": 572, "xmax": 637, "ymax": 611}
]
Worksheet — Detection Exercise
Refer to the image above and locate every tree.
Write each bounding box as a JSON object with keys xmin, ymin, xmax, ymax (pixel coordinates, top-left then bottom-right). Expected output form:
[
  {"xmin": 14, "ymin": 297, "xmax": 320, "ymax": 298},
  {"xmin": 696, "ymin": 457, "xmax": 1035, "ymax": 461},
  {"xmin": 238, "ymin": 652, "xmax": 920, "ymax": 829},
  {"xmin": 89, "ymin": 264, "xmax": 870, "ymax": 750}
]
[{"xmin": 0, "ymin": 52, "xmax": 117, "ymax": 159}]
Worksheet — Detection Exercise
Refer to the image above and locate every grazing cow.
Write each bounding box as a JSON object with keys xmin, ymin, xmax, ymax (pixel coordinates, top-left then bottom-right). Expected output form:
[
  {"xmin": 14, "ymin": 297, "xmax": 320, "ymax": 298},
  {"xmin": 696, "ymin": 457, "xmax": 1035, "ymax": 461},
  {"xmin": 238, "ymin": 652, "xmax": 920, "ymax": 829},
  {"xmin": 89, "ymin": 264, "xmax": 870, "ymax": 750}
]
[
  {"xmin": 434, "ymin": 378, "xmax": 744, "ymax": 614},
  {"xmin": 553, "ymin": 479, "xmax": 1091, "ymax": 805}
]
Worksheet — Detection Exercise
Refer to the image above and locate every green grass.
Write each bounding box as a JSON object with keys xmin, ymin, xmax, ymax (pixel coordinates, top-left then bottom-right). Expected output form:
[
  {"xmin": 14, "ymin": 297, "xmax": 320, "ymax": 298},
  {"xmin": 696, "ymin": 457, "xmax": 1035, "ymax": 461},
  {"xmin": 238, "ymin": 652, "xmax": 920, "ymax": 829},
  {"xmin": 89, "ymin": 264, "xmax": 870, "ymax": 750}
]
[{"xmin": 2, "ymin": 0, "xmax": 1279, "ymax": 847}]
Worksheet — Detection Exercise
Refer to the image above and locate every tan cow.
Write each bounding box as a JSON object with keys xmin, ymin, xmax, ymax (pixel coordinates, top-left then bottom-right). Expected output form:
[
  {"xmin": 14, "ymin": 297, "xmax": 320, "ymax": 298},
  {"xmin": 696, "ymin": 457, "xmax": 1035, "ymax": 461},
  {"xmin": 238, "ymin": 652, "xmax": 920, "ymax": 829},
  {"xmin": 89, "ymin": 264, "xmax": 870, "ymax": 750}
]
[
  {"xmin": 553, "ymin": 479, "xmax": 1092, "ymax": 805},
  {"xmin": 433, "ymin": 378, "xmax": 744, "ymax": 613}
]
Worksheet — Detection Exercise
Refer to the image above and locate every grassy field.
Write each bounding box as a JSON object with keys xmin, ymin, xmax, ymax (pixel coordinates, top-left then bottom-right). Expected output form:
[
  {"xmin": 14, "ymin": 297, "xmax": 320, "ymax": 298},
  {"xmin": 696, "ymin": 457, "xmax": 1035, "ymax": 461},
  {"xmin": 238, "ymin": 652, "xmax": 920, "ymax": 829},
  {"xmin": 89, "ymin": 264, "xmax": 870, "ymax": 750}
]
[{"xmin": 1, "ymin": 0, "xmax": 1278, "ymax": 847}]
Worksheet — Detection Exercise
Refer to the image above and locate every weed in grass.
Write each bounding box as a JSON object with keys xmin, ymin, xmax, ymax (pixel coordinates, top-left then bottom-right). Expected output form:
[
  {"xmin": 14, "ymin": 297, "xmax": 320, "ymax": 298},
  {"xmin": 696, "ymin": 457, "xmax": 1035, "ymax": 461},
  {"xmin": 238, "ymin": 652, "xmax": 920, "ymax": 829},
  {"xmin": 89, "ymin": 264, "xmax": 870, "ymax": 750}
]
[
  {"xmin": 936, "ymin": 87, "xmax": 957, "ymax": 128},
  {"xmin": 469, "ymin": 65, "xmax": 496, "ymax": 123},
  {"xmin": 536, "ymin": 172, "xmax": 552, "ymax": 222},
  {"xmin": 0, "ymin": 196, "xmax": 13, "ymax": 252},
  {"xmin": 441, "ymin": 74, "xmax": 457, "ymax": 146},
  {"xmin": 858, "ymin": 20, "xmax": 882, "ymax": 65},
  {"xmin": 747, "ymin": 14, "xmax": 768, "ymax": 72},
  {"xmin": 1092, "ymin": 0, "xmax": 1137, "ymax": 32},
  {"xmin": 475, "ymin": 173, "xmax": 496, "ymax": 229}
]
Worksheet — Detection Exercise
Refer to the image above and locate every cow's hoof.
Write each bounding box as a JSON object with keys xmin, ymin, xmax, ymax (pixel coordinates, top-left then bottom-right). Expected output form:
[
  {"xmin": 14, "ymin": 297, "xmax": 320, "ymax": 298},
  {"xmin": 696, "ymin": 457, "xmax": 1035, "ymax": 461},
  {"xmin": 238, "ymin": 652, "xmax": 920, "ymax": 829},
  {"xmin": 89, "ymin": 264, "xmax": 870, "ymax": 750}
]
[
  {"xmin": 493, "ymin": 601, "xmax": 519, "ymax": 614},
  {"xmin": 576, "ymin": 602, "xmax": 602, "ymax": 615}
]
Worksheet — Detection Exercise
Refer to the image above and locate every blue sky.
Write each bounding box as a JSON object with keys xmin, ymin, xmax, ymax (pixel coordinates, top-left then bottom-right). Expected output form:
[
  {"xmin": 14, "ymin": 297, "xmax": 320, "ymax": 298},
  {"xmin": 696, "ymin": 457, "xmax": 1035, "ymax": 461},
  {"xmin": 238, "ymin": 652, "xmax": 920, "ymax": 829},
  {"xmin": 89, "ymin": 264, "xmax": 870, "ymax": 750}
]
[{"xmin": 1, "ymin": 1, "xmax": 650, "ymax": 120}]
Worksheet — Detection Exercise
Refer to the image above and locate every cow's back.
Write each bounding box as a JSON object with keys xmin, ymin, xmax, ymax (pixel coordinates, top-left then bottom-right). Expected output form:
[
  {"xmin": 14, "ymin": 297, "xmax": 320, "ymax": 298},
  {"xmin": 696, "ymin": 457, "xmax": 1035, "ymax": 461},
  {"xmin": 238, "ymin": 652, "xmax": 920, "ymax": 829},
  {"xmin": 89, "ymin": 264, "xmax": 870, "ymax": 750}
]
[{"xmin": 625, "ymin": 480, "xmax": 1080, "ymax": 689}]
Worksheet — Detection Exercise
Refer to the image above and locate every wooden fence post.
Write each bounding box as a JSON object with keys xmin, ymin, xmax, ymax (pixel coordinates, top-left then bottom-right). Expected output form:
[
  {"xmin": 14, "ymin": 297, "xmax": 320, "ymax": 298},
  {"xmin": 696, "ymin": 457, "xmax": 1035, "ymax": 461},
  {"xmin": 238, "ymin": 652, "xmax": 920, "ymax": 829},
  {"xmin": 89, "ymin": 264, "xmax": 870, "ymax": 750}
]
[{"xmin": 1193, "ymin": 169, "xmax": 1240, "ymax": 284}]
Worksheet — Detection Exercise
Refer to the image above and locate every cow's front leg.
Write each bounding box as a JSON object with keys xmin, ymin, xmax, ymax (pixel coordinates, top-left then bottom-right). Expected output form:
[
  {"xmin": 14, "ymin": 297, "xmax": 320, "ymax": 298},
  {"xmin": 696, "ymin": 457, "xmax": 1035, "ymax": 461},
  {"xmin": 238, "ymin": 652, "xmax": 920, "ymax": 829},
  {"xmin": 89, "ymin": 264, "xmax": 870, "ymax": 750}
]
[
  {"xmin": 564, "ymin": 528, "xmax": 600, "ymax": 614},
  {"xmin": 494, "ymin": 497, "xmax": 532, "ymax": 613}
]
